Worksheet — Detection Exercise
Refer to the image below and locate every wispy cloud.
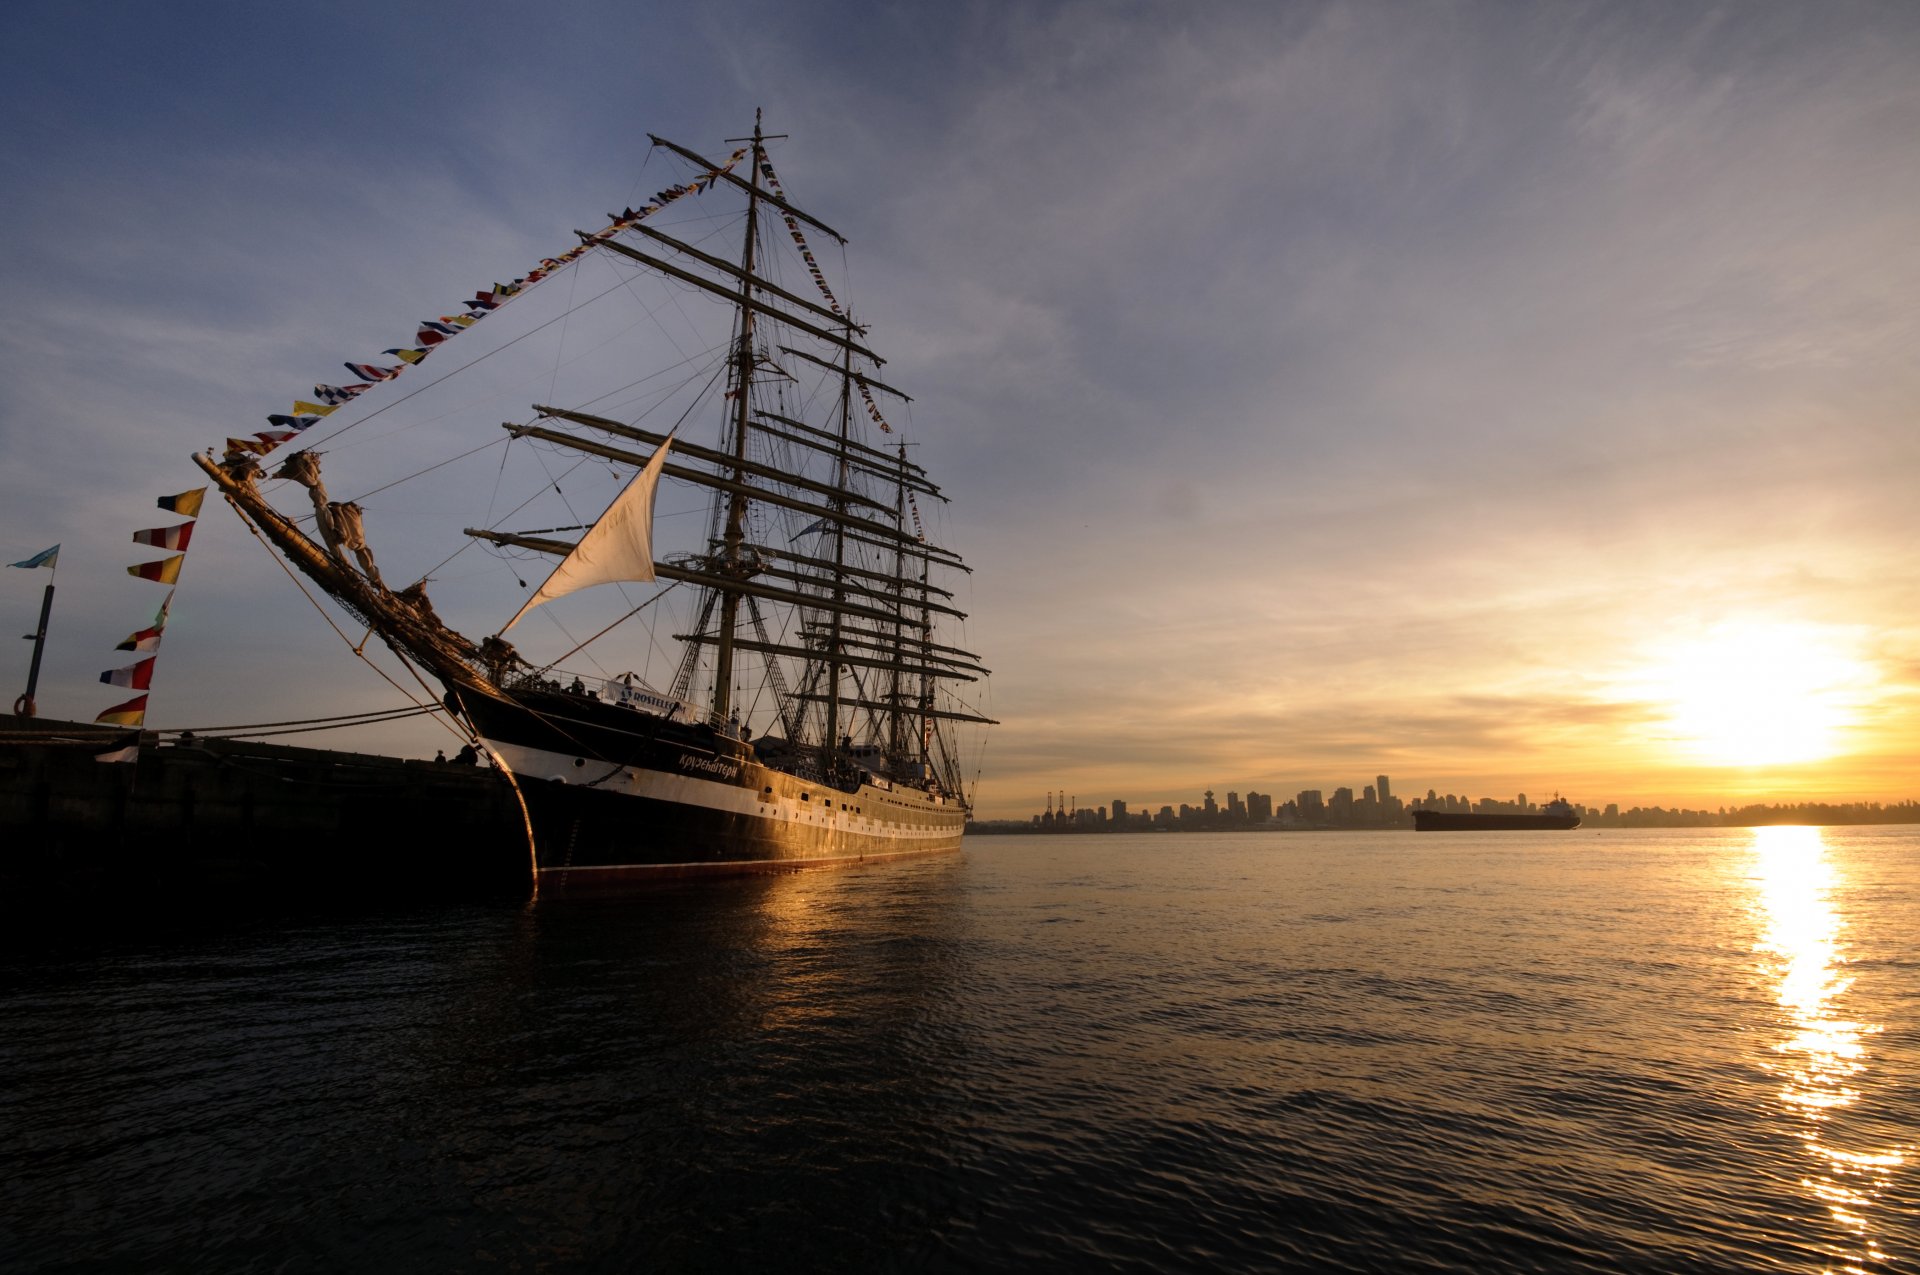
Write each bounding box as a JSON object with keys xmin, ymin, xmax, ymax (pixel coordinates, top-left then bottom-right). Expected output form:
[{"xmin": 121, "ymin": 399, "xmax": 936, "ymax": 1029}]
[{"xmin": 2, "ymin": 0, "xmax": 1916, "ymax": 815}]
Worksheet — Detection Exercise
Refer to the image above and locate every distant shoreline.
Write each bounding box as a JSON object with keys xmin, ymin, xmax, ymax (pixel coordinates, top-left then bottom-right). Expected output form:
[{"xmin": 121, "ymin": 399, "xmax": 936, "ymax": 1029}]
[{"xmin": 975, "ymin": 801, "xmax": 1920, "ymax": 835}]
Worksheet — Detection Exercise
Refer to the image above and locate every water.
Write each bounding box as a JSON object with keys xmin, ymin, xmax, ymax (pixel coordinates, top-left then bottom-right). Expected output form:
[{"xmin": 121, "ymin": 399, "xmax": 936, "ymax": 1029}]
[{"xmin": 3, "ymin": 827, "xmax": 1916, "ymax": 1272}]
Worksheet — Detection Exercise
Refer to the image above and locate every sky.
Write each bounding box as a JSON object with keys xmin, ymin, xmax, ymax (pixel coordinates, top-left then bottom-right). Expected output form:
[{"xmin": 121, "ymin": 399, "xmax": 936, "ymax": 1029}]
[{"xmin": 3, "ymin": 0, "xmax": 1918, "ymax": 820}]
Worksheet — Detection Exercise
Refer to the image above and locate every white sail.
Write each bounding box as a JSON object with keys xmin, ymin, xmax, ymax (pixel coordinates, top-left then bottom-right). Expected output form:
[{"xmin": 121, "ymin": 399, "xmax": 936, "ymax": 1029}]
[{"xmin": 501, "ymin": 434, "xmax": 674, "ymax": 633}]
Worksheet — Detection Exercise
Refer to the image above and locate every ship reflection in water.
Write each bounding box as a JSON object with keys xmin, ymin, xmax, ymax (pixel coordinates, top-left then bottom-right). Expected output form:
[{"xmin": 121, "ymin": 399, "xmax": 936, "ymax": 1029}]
[{"xmin": 1749, "ymin": 825, "xmax": 1906, "ymax": 1271}]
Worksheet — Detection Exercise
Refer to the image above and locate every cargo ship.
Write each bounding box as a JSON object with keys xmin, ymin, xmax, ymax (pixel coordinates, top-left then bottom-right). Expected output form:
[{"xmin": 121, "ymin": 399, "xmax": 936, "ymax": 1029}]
[{"xmin": 1410, "ymin": 797, "xmax": 1581, "ymax": 832}]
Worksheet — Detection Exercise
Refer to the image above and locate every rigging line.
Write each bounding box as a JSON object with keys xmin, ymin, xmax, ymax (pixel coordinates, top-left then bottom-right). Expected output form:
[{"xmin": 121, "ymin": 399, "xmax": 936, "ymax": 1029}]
[
  {"xmin": 659, "ymin": 205, "xmax": 743, "ymax": 252},
  {"xmin": 568, "ymin": 333, "xmax": 728, "ymax": 416},
  {"xmin": 520, "ymin": 586, "xmax": 620, "ymax": 682},
  {"xmin": 630, "ymin": 572, "xmax": 682, "ymax": 691},
  {"xmin": 535, "ymin": 581, "xmax": 683, "ymax": 675},
  {"xmin": 475, "ymin": 449, "xmax": 598, "ymax": 538},
  {"xmin": 843, "ymin": 664, "xmax": 885, "ymax": 742},
  {"xmin": 496, "ymin": 266, "xmax": 722, "ymax": 418},
  {"xmin": 347, "ymin": 279, "xmax": 717, "ymax": 481},
  {"xmin": 341, "ymin": 438, "xmax": 522, "ymax": 590},
  {"xmin": 188, "ymin": 716, "xmax": 450, "ymax": 743},
  {"xmin": 485, "ymin": 431, "xmax": 514, "ymax": 528},
  {"xmin": 601, "ymin": 251, "xmax": 703, "ymax": 370},
  {"xmin": 289, "ymin": 268, "xmax": 640, "ymax": 456},
  {"xmin": 835, "ymin": 234, "xmax": 854, "ymax": 325},
  {"xmin": 503, "ymin": 355, "xmax": 728, "ymax": 612},
  {"xmin": 379, "ymin": 626, "xmax": 478, "ymax": 743},
  {"xmin": 544, "ymin": 246, "xmax": 587, "ymax": 413},
  {"xmin": 651, "ymin": 205, "xmax": 737, "ymax": 232},
  {"xmin": 482, "ymin": 355, "xmax": 726, "ymax": 543},
  {"xmin": 157, "ymin": 704, "xmax": 440, "ymax": 734},
  {"xmin": 624, "ymin": 144, "xmax": 659, "ymax": 213},
  {"xmin": 344, "ymin": 435, "xmax": 509, "ymax": 506},
  {"xmin": 527, "ymin": 443, "xmax": 593, "ymax": 544},
  {"xmin": 671, "ymin": 220, "xmax": 764, "ymax": 390},
  {"xmin": 227, "ymin": 495, "xmax": 463, "ymax": 728},
  {"xmin": 937, "ymin": 685, "xmax": 992, "ymax": 721},
  {"xmin": 569, "ymin": 341, "xmax": 732, "ymax": 431},
  {"xmin": 278, "ymin": 434, "xmax": 511, "ymax": 536}
]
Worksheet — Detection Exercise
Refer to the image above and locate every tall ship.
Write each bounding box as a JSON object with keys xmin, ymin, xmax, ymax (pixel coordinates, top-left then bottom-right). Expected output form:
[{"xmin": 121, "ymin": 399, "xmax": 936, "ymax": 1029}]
[
  {"xmin": 1410, "ymin": 797, "xmax": 1581, "ymax": 832},
  {"xmin": 191, "ymin": 115, "xmax": 993, "ymax": 888}
]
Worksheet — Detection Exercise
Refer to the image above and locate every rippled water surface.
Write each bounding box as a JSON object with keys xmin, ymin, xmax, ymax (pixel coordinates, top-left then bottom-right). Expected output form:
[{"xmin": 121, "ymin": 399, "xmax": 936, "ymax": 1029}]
[{"xmin": 4, "ymin": 827, "xmax": 1917, "ymax": 1271}]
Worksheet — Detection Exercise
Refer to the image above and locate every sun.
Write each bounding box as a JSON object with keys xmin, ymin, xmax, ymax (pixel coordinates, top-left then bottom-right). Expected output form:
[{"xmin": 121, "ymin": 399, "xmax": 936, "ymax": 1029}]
[{"xmin": 1640, "ymin": 621, "xmax": 1877, "ymax": 767}]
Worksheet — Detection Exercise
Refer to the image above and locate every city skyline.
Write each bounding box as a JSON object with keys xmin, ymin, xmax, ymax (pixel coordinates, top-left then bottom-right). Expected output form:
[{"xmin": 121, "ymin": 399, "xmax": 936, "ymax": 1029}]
[
  {"xmin": 3, "ymin": 2, "xmax": 1919, "ymax": 821},
  {"xmin": 1010, "ymin": 773, "xmax": 1920, "ymax": 830}
]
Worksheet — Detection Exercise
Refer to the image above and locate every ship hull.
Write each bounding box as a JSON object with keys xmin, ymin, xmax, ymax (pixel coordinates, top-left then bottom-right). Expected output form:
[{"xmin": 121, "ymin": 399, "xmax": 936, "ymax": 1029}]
[
  {"xmin": 1411, "ymin": 810, "xmax": 1581, "ymax": 832},
  {"xmin": 464, "ymin": 689, "xmax": 966, "ymax": 888}
]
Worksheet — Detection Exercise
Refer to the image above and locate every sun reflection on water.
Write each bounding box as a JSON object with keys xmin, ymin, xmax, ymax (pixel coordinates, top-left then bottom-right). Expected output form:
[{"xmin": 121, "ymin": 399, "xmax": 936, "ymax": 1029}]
[{"xmin": 1750, "ymin": 825, "xmax": 1904, "ymax": 1271}]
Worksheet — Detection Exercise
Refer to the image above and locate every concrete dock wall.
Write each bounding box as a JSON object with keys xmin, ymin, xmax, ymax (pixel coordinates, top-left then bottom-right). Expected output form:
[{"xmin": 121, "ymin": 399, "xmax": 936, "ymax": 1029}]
[{"xmin": 1, "ymin": 715, "xmax": 533, "ymax": 913}]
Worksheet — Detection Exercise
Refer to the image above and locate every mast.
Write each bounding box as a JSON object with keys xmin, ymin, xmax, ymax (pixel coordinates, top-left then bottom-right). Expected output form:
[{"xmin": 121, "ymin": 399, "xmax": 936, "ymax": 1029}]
[
  {"xmin": 711, "ymin": 111, "xmax": 770, "ymax": 723},
  {"xmin": 190, "ymin": 117, "xmax": 994, "ymax": 814},
  {"xmin": 917, "ymin": 505, "xmax": 936, "ymax": 777},
  {"xmin": 823, "ymin": 321, "xmax": 856, "ymax": 766},
  {"xmin": 887, "ymin": 441, "xmax": 910, "ymax": 759}
]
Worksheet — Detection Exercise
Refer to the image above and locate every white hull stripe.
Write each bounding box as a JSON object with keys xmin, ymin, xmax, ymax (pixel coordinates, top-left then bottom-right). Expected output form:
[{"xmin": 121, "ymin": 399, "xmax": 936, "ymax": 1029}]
[{"xmin": 483, "ymin": 737, "xmax": 964, "ymax": 843}]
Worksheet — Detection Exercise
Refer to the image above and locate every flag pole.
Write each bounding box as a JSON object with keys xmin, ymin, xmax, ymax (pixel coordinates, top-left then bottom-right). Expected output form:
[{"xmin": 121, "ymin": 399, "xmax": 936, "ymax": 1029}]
[{"xmin": 16, "ymin": 578, "xmax": 54, "ymax": 718}]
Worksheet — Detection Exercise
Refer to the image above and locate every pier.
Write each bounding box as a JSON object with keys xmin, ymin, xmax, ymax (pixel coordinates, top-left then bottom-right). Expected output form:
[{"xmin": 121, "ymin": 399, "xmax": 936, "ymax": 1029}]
[{"xmin": 1, "ymin": 714, "xmax": 533, "ymax": 916}]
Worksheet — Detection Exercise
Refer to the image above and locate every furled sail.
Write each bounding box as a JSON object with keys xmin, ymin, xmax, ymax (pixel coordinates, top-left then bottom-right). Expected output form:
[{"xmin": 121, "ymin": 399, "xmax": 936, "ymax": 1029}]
[{"xmin": 500, "ymin": 434, "xmax": 674, "ymax": 633}]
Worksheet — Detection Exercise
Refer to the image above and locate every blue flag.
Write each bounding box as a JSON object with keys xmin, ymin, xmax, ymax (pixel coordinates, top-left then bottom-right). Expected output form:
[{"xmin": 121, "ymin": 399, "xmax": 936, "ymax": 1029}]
[{"xmin": 8, "ymin": 545, "xmax": 58, "ymax": 569}]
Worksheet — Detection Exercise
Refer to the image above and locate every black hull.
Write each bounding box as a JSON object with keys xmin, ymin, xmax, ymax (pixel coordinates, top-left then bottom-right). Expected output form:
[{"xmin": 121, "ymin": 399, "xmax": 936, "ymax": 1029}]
[
  {"xmin": 463, "ymin": 689, "xmax": 967, "ymax": 887},
  {"xmin": 1411, "ymin": 811, "xmax": 1581, "ymax": 832}
]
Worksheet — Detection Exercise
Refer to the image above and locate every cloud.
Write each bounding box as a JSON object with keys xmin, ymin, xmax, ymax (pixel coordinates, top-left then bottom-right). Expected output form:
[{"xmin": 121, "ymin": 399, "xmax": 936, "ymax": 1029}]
[{"xmin": 3, "ymin": 0, "xmax": 1917, "ymax": 818}]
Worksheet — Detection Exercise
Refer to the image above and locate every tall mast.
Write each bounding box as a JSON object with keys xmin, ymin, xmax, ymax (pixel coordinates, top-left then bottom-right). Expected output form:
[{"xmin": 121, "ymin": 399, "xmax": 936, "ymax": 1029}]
[
  {"xmin": 917, "ymin": 513, "xmax": 935, "ymax": 774},
  {"xmin": 887, "ymin": 441, "xmax": 909, "ymax": 758},
  {"xmin": 824, "ymin": 323, "xmax": 855, "ymax": 764},
  {"xmin": 712, "ymin": 111, "xmax": 769, "ymax": 723}
]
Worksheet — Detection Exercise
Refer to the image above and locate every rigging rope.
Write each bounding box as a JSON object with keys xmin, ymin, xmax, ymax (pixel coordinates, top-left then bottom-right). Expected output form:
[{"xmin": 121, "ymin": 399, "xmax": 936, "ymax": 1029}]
[
  {"xmin": 154, "ymin": 705, "xmax": 439, "ymax": 735},
  {"xmin": 249, "ymin": 143, "xmax": 754, "ymax": 473},
  {"xmin": 227, "ymin": 496, "xmax": 471, "ymax": 744},
  {"xmin": 298, "ymin": 274, "xmax": 643, "ymax": 463},
  {"xmin": 535, "ymin": 582, "xmax": 683, "ymax": 675},
  {"xmin": 758, "ymin": 154, "xmax": 892, "ymax": 433}
]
